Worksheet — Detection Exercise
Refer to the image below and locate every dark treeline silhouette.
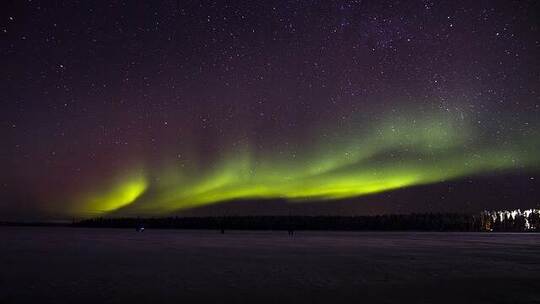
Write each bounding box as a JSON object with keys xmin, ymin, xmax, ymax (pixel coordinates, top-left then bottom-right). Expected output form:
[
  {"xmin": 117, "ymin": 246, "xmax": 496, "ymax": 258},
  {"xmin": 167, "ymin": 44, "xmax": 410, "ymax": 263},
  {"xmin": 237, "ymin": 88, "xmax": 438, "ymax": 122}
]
[
  {"xmin": 74, "ymin": 213, "xmax": 487, "ymax": 231},
  {"xmin": 0, "ymin": 221, "xmax": 70, "ymax": 227},
  {"xmin": 4, "ymin": 210, "xmax": 538, "ymax": 232}
]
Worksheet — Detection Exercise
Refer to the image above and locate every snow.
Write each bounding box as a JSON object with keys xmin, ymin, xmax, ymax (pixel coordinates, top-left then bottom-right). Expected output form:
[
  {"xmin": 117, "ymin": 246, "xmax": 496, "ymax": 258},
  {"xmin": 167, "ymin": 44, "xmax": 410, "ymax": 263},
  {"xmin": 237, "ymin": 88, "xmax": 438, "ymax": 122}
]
[{"xmin": 1, "ymin": 227, "xmax": 539, "ymax": 303}]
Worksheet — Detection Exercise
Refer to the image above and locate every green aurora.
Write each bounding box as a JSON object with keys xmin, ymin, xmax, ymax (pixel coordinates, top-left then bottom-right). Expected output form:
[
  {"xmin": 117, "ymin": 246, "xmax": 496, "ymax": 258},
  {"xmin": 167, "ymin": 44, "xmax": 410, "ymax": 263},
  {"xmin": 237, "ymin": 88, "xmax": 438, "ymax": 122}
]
[{"xmin": 67, "ymin": 110, "xmax": 539, "ymax": 216}]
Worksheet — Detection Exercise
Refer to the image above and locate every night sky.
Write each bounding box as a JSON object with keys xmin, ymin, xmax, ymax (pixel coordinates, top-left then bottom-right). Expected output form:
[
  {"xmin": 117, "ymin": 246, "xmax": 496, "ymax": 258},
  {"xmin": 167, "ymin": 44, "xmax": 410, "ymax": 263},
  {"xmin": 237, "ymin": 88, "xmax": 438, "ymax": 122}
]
[{"xmin": 1, "ymin": 1, "xmax": 539, "ymax": 220}]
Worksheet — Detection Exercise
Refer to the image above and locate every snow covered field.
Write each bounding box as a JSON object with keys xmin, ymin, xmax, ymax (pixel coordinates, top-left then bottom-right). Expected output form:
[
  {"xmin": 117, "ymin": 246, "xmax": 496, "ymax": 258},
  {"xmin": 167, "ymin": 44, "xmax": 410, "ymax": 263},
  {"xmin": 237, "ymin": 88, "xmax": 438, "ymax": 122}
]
[{"xmin": 1, "ymin": 227, "xmax": 539, "ymax": 303}]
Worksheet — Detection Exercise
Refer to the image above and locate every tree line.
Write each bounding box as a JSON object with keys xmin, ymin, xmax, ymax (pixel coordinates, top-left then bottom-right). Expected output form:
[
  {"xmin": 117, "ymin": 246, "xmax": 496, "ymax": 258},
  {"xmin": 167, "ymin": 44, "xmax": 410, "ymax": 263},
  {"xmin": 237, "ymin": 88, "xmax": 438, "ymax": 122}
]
[
  {"xmin": 480, "ymin": 209, "xmax": 540, "ymax": 232},
  {"xmin": 74, "ymin": 211, "xmax": 539, "ymax": 232},
  {"xmin": 5, "ymin": 210, "xmax": 537, "ymax": 232}
]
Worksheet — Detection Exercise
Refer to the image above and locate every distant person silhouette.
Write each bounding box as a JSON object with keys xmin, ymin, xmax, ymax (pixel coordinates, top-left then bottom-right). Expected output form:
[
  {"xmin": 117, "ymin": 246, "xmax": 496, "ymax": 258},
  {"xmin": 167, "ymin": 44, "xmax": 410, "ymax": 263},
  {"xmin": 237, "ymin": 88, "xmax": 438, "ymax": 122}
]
[{"xmin": 136, "ymin": 224, "xmax": 145, "ymax": 232}]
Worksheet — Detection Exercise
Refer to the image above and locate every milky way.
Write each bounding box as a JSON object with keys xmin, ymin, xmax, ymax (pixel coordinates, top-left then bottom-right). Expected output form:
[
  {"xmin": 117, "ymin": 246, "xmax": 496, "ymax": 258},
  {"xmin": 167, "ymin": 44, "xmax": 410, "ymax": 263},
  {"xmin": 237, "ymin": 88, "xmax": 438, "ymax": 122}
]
[{"xmin": 1, "ymin": 1, "xmax": 539, "ymax": 219}]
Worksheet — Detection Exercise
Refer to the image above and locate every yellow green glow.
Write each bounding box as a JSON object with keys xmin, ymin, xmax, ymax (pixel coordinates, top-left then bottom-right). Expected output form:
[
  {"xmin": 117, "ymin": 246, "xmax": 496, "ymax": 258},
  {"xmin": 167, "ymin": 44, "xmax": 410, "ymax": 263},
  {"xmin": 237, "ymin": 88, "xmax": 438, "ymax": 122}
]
[
  {"xmin": 75, "ymin": 173, "xmax": 147, "ymax": 215},
  {"xmin": 69, "ymin": 109, "xmax": 539, "ymax": 216}
]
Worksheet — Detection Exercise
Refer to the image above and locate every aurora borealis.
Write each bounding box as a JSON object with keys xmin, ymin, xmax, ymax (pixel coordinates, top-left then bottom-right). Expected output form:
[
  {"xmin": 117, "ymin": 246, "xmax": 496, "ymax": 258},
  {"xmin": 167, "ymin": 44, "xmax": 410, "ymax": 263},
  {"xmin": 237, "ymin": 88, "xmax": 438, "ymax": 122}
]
[
  {"xmin": 1, "ymin": 1, "xmax": 539, "ymax": 219},
  {"xmin": 64, "ymin": 108, "xmax": 539, "ymax": 216}
]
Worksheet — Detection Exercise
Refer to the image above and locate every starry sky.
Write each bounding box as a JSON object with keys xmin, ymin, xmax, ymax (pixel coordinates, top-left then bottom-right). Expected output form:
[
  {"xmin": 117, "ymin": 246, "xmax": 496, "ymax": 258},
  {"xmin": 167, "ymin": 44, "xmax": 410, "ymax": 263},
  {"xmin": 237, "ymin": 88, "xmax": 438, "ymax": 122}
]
[{"xmin": 1, "ymin": 0, "xmax": 539, "ymax": 220}]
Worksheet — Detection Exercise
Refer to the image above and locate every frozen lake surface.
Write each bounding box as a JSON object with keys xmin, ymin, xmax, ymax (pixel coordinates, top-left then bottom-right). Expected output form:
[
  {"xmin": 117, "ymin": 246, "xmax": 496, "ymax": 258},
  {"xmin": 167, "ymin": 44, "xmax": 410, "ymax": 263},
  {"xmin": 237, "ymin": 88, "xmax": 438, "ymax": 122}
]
[{"xmin": 1, "ymin": 227, "xmax": 539, "ymax": 303}]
